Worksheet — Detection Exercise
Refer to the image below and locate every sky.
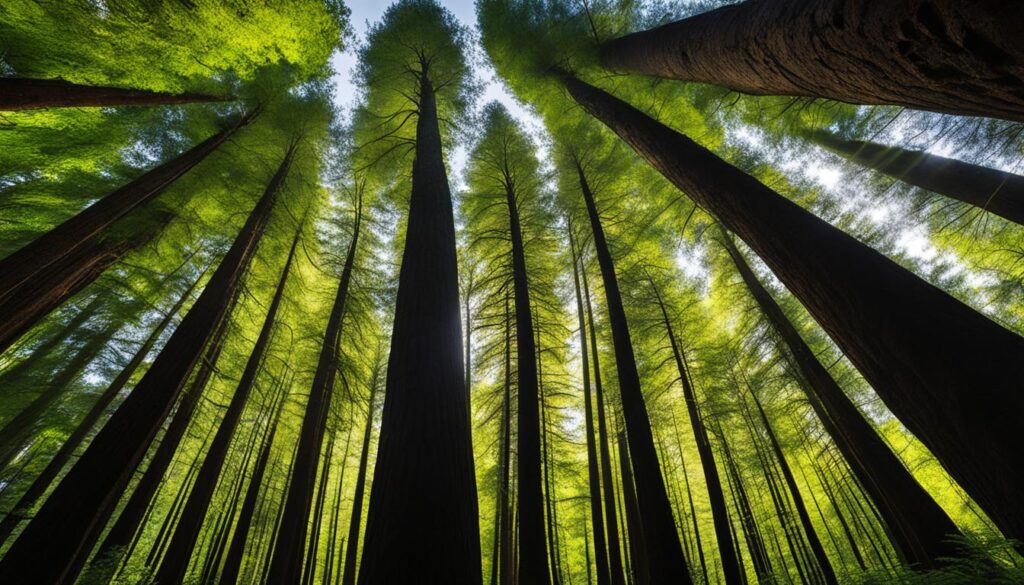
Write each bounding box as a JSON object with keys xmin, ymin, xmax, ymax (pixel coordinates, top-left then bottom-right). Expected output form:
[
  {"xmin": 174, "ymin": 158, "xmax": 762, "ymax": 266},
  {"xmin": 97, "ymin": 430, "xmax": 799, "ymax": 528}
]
[{"xmin": 329, "ymin": 0, "xmax": 547, "ymax": 188}]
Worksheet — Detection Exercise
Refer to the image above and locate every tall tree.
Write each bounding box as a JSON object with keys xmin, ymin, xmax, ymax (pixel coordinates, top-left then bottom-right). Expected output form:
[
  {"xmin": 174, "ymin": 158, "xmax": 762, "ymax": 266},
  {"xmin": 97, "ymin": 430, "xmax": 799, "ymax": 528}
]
[
  {"xmin": 356, "ymin": 2, "xmax": 482, "ymax": 582},
  {"xmin": 556, "ymin": 72, "xmax": 1024, "ymax": 546},
  {"xmin": 0, "ymin": 144, "xmax": 294, "ymax": 583},
  {"xmin": 600, "ymin": 1, "xmax": 1024, "ymax": 123},
  {"xmin": 0, "ymin": 77, "xmax": 231, "ymax": 111}
]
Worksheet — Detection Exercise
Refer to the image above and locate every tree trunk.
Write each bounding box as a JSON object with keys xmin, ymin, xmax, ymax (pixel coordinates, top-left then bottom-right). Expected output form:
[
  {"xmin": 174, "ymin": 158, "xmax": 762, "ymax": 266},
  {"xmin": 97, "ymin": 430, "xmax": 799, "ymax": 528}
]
[
  {"xmin": 0, "ymin": 109, "xmax": 256, "ymax": 309},
  {"xmin": 0, "ymin": 145, "xmax": 291, "ymax": 584},
  {"xmin": 580, "ymin": 252, "xmax": 627, "ymax": 585},
  {"xmin": 671, "ymin": 413, "xmax": 709, "ymax": 585},
  {"xmin": 0, "ymin": 293, "xmax": 101, "ymax": 384},
  {"xmin": 498, "ymin": 294, "xmax": 515, "ymax": 585},
  {"xmin": 617, "ymin": 431, "xmax": 650, "ymax": 585},
  {"xmin": 560, "ymin": 72, "xmax": 1024, "ymax": 547},
  {"xmin": 719, "ymin": 230, "xmax": 963, "ymax": 567},
  {"xmin": 302, "ymin": 432, "xmax": 336, "ymax": 585},
  {"xmin": 600, "ymin": 0, "xmax": 1024, "ymax": 122},
  {"xmin": 0, "ymin": 266, "xmax": 201, "ymax": 547},
  {"xmin": 570, "ymin": 225, "xmax": 612, "ymax": 585},
  {"xmin": 715, "ymin": 424, "xmax": 772, "ymax": 582},
  {"xmin": 540, "ymin": 359, "xmax": 562, "ymax": 585},
  {"xmin": 357, "ymin": 67, "xmax": 481, "ymax": 584},
  {"xmin": 649, "ymin": 282, "xmax": 741, "ymax": 585},
  {"xmin": 268, "ymin": 192, "xmax": 362, "ymax": 583},
  {"xmin": 155, "ymin": 223, "xmax": 301, "ymax": 583},
  {"xmin": 0, "ymin": 77, "xmax": 231, "ymax": 111},
  {"xmin": 340, "ymin": 365, "xmax": 380, "ymax": 585},
  {"xmin": 807, "ymin": 129, "xmax": 1024, "ymax": 226}
]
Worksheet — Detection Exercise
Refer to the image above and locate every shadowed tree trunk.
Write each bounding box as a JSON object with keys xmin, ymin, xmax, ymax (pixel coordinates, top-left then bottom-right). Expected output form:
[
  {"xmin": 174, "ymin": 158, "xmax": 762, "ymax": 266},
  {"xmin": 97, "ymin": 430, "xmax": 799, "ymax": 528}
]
[
  {"xmin": 268, "ymin": 191, "xmax": 362, "ymax": 583},
  {"xmin": 575, "ymin": 160, "xmax": 691, "ymax": 585},
  {"xmin": 600, "ymin": 1, "xmax": 1024, "ymax": 123},
  {"xmin": 0, "ymin": 145, "xmax": 292, "ymax": 584},
  {"xmin": 0, "ymin": 77, "xmax": 231, "ymax": 111},
  {"xmin": 155, "ymin": 222, "xmax": 302, "ymax": 583},
  {"xmin": 0, "ymin": 109, "xmax": 257, "ymax": 312},
  {"xmin": 559, "ymin": 72, "xmax": 1024, "ymax": 547},
  {"xmin": 807, "ymin": 129, "xmax": 1024, "ymax": 226},
  {"xmin": 0, "ymin": 265, "xmax": 202, "ymax": 547},
  {"xmin": 671, "ymin": 413, "xmax": 709, "ymax": 585},
  {"xmin": 357, "ymin": 66, "xmax": 481, "ymax": 584},
  {"xmin": 649, "ymin": 280, "xmax": 741, "ymax": 585},
  {"xmin": 617, "ymin": 431, "xmax": 650, "ymax": 585},
  {"xmin": 570, "ymin": 225, "xmax": 612, "ymax": 585},
  {"xmin": 580, "ymin": 250, "xmax": 627, "ymax": 585},
  {"xmin": 340, "ymin": 360, "xmax": 381, "ymax": 585},
  {"xmin": 715, "ymin": 423, "xmax": 773, "ymax": 582},
  {"xmin": 719, "ymin": 229, "xmax": 963, "ymax": 567},
  {"xmin": 0, "ymin": 293, "xmax": 101, "ymax": 383},
  {"xmin": 495, "ymin": 293, "xmax": 515, "ymax": 585}
]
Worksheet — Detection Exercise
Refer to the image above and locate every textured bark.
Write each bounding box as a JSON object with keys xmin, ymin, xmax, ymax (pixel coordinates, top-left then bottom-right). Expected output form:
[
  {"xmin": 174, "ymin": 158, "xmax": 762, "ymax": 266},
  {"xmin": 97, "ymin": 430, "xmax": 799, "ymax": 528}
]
[
  {"xmin": 808, "ymin": 129, "xmax": 1024, "ymax": 226},
  {"xmin": 0, "ymin": 146, "xmax": 289, "ymax": 584},
  {"xmin": 576, "ymin": 162, "xmax": 691, "ymax": 585},
  {"xmin": 570, "ymin": 226, "xmax": 612, "ymax": 585},
  {"xmin": 268, "ymin": 194, "xmax": 361, "ymax": 583},
  {"xmin": 155, "ymin": 225, "xmax": 300, "ymax": 583},
  {"xmin": 720, "ymin": 231, "xmax": 962, "ymax": 567},
  {"xmin": 561, "ymin": 72, "xmax": 1024, "ymax": 548},
  {"xmin": 580, "ymin": 254, "xmax": 626, "ymax": 585},
  {"xmin": 340, "ymin": 369, "xmax": 380, "ymax": 585},
  {"xmin": 0, "ymin": 268, "xmax": 200, "ymax": 547},
  {"xmin": 650, "ymin": 283, "xmax": 741, "ymax": 585},
  {"xmin": 357, "ymin": 69, "xmax": 481, "ymax": 585},
  {"xmin": 0, "ymin": 77, "xmax": 231, "ymax": 111},
  {"xmin": 600, "ymin": 0, "xmax": 1024, "ymax": 122},
  {"xmin": 0, "ymin": 109, "xmax": 256, "ymax": 307}
]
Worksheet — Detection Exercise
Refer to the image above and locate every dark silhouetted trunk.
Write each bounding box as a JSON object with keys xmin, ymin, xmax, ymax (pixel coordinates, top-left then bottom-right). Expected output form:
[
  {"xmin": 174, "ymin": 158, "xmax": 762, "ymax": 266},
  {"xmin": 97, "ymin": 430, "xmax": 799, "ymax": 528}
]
[
  {"xmin": 0, "ymin": 109, "xmax": 256, "ymax": 314},
  {"xmin": 0, "ymin": 294, "xmax": 100, "ymax": 383},
  {"xmin": 808, "ymin": 129, "xmax": 1024, "ymax": 226},
  {"xmin": 671, "ymin": 413, "xmax": 708, "ymax": 585},
  {"xmin": 155, "ymin": 224, "xmax": 301, "ymax": 583},
  {"xmin": 540, "ymin": 359, "xmax": 562, "ymax": 585},
  {"xmin": 340, "ymin": 364, "xmax": 380, "ymax": 585},
  {"xmin": 302, "ymin": 432, "xmax": 336, "ymax": 585},
  {"xmin": 0, "ymin": 145, "xmax": 290, "ymax": 584},
  {"xmin": 648, "ymin": 279, "xmax": 738, "ymax": 584},
  {"xmin": 580, "ymin": 253, "xmax": 627, "ymax": 585},
  {"xmin": 600, "ymin": 1, "xmax": 1024, "ymax": 122},
  {"xmin": 617, "ymin": 432, "xmax": 650, "ymax": 585},
  {"xmin": 561, "ymin": 72, "xmax": 1024, "ymax": 548},
  {"xmin": 719, "ymin": 230, "xmax": 962, "ymax": 567},
  {"xmin": 570, "ymin": 225, "xmax": 611, "ymax": 585},
  {"xmin": 0, "ymin": 77, "xmax": 231, "ymax": 111},
  {"xmin": 495, "ymin": 294, "xmax": 515, "ymax": 585},
  {"xmin": 357, "ymin": 67, "xmax": 481, "ymax": 584},
  {"xmin": 716, "ymin": 425, "xmax": 773, "ymax": 582},
  {"xmin": 268, "ymin": 192, "xmax": 361, "ymax": 583},
  {"xmin": 0, "ymin": 267, "xmax": 201, "ymax": 547}
]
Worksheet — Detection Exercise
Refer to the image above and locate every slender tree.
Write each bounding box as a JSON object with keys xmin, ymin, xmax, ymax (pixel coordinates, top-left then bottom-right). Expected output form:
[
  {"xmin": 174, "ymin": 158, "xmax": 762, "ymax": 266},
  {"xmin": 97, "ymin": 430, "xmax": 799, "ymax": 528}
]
[
  {"xmin": 0, "ymin": 144, "xmax": 293, "ymax": 583},
  {"xmin": 600, "ymin": 1, "xmax": 1024, "ymax": 123},
  {"xmin": 0, "ymin": 77, "xmax": 231, "ymax": 111}
]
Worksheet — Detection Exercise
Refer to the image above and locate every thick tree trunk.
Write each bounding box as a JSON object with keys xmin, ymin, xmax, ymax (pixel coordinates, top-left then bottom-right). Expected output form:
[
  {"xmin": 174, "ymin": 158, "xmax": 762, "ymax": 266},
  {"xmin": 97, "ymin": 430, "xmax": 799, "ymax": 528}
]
[
  {"xmin": 357, "ymin": 68, "xmax": 481, "ymax": 584},
  {"xmin": 649, "ymin": 283, "xmax": 741, "ymax": 585},
  {"xmin": 0, "ymin": 109, "xmax": 256, "ymax": 308},
  {"xmin": 503, "ymin": 179, "xmax": 551, "ymax": 585},
  {"xmin": 340, "ymin": 368, "xmax": 380, "ymax": 585},
  {"xmin": 576, "ymin": 162, "xmax": 691, "ymax": 585},
  {"xmin": 570, "ymin": 226, "xmax": 612, "ymax": 585},
  {"xmin": 0, "ymin": 77, "xmax": 231, "ymax": 111},
  {"xmin": 155, "ymin": 225, "xmax": 300, "ymax": 583},
  {"xmin": 719, "ymin": 230, "xmax": 963, "ymax": 567},
  {"xmin": 807, "ymin": 129, "xmax": 1024, "ymax": 226},
  {"xmin": 600, "ymin": 0, "xmax": 1024, "ymax": 122},
  {"xmin": 580, "ymin": 255, "xmax": 627, "ymax": 585},
  {"xmin": 0, "ymin": 146, "xmax": 290, "ymax": 584},
  {"xmin": 0, "ymin": 267, "xmax": 200, "ymax": 547},
  {"xmin": 561, "ymin": 72, "xmax": 1024, "ymax": 547},
  {"xmin": 268, "ymin": 194, "xmax": 362, "ymax": 583}
]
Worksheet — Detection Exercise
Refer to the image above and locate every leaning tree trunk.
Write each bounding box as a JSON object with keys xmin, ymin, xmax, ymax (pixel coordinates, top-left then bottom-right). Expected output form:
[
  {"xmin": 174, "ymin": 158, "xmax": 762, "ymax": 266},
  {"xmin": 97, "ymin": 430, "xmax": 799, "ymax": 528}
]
[
  {"xmin": 0, "ymin": 145, "xmax": 291, "ymax": 584},
  {"xmin": 357, "ymin": 67, "xmax": 482, "ymax": 584},
  {"xmin": 0, "ymin": 265, "xmax": 202, "ymax": 547},
  {"xmin": 807, "ymin": 129, "xmax": 1024, "ymax": 227},
  {"xmin": 580, "ymin": 253, "xmax": 627, "ymax": 585},
  {"xmin": 570, "ymin": 225, "xmax": 612, "ymax": 585},
  {"xmin": 576, "ymin": 161, "xmax": 692, "ymax": 584},
  {"xmin": 719, "ymin": 230, "xmax": 962, "ymax": 567},
  {"xmin": 0, "ymin": 108, "xmax": 256, "ymax": 309},
  {"xmin": 600, "ymin": 0, "xmax": 1024, "ymax": 123},
  {"xmin": 267, "ymin": 194, "xmax": 361, "ymax": 583},
  {"xmin": 155, "ymin": 223, "xmax": 301, "ymax": 583},
  {"xmin": 0, "ymin": 77, "xmax": 231, "ymax": 111},
  {"xmin": 649, "ymin": 282, "xmax": 741, "ymax": 585},
  {"xmin": 340, "ymin": 365, "xmax": 381, "ymax": 585},
  {"xmin": 560, "ymin": 72, "xmax": 1024, "ymax": 547},
  {"xmin": 505, "ymin": 180, "xmax": 551, "ymax": 585}
]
